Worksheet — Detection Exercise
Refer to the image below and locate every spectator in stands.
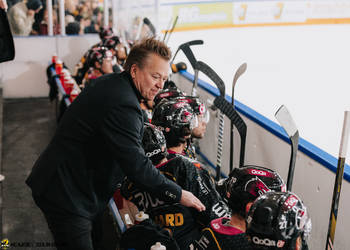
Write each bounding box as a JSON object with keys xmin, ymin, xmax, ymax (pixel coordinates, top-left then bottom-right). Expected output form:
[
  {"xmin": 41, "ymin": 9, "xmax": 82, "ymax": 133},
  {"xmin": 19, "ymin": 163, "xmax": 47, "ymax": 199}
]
[
  {"xmin": 31, "ymin": 0, "xmax": 44, "ymax": 35},
  {"xmin": 65, "ymin": 21, "xmax": 81, "ymax": 35},
  {"xmin": 64, "ymin": 0, "xmax": 78, "ymax": 17},
  {"xmin": 8, "ymin": 0, "xmax": 42, "ymax": 36},
  {"xmin": 39, "ymin": 7, "xmax": 60, "ymax": 35},
  {"xmin": 26, "ymin": 37, "xmax": 205, "ymax": 250}
]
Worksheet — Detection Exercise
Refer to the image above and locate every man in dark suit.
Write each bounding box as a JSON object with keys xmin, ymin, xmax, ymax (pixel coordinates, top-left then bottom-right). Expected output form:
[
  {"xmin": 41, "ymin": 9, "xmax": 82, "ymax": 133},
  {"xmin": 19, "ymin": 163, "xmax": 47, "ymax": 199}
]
[
  {"xmin": 0, "ymin": 0, "xmax": 15, "ymax": 64},
  {"xmin": 26, "ymin": 37, "xmax": 205, "ymax": 250},
  {"xmin": 0, "ymin": 0, "xmax": 14, "ymax": 183}
]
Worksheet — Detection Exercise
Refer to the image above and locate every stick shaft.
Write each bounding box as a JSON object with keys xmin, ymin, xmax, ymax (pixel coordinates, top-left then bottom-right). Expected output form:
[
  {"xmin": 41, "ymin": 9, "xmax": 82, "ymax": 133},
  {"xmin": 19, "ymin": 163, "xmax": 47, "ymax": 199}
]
[{"xmin": 326, "ymin": 111, "xmax": 350, "ymax": 250}]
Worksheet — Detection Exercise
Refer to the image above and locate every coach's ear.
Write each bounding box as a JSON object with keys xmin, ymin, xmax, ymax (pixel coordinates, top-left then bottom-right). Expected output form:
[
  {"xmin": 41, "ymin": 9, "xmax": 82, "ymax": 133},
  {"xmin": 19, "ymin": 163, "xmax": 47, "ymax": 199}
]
[{"xmin": 0, "ymin": 8, "xmax": 15, "ymax": 63}]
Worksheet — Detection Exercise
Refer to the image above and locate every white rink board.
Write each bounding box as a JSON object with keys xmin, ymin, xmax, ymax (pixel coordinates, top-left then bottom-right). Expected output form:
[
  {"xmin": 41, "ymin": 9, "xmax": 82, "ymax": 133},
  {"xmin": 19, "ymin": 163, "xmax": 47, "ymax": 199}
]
[
  {"xmin": 167, "ymin": 24, "xmax": 350, "ymax": 164},
  {"xmin": 173, "ymin": 72, "xmax": 350, "ymax": 250}
]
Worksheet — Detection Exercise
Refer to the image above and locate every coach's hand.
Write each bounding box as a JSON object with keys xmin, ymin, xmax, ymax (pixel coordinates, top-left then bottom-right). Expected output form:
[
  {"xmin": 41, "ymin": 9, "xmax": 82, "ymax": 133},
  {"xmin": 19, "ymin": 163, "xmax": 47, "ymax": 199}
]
[
  {"xmin": 0, "ymin": 0, "xmax": 8, "ymax": 10},
  {"xmin": 180, "ymin": 190, "xmax": 206, "ymax": 212}
]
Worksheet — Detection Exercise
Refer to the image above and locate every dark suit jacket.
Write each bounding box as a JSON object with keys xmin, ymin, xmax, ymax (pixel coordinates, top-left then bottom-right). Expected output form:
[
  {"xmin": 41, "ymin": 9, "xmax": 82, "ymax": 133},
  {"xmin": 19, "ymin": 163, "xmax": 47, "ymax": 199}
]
[
  {"xmin": 0, "ymin": 9, "xmax": 15, "ymax": 63},
  {"xmin": 26, "ymin": 71, "xmax": 182, "ymax": 218}
]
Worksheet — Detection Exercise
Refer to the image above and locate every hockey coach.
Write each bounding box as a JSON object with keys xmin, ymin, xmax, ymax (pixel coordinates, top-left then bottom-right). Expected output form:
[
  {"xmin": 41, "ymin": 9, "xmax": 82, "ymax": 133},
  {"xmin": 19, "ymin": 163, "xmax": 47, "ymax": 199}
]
[{"xmin": 26, "ymin": 37, "xmax": 205, "ymax": 250}]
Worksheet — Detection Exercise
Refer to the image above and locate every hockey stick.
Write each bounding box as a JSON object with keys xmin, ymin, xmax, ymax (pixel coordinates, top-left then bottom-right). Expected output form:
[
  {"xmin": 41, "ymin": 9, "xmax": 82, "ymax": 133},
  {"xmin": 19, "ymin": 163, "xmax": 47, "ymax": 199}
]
[
  {"xmin": 196, "ymin": 61, "xmax": 247, "ymax": 179},
  {"xmin": 325, "ymin": 111, "xmax": 350, "ymax": 250},
  {"xmin": 164, "ymin": 16, "xmax": 178, "ymax": 44},
  {"xmin": 170, "ymin": 40, "xmax": 203, "ymax": 68},
  {"xmin": 170, "ymin": 40, "xmax": 203, "ymax": 95},
  {"xmin": 134, "ymin": 17, "xmax": 144, "ymax": 41},
  {"xmin": 275, "ymin": 105, "xmax": 299, "ymax": 191},
  {"xmin": 163, "ymin": 17, "xmax": 173, "ymax": 42},
  {"xmin": 230, "ymin": 63, "xmax": 247, "ymax": 171},
  {"xmin": 143, "ymin": 17, "xmax": 156, "ymax": 36}
]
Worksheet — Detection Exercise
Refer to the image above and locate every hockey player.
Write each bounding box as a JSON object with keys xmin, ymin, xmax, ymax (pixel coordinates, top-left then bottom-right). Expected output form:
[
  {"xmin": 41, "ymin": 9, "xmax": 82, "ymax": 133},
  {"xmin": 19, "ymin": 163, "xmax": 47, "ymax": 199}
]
[
  {"xmin": 151, "ymin": 99, "xmax": 197, "ymax": 160},
  {"xmin": 121, "ymin": 123, "xmax": 230, "ymax": 249},
  {"xmin": 73, "ymin": 26, "xmax": 115, "ymax": 85},
  {"xmin": 103, "ymin": 36, "xmax": 127, "ymax": 71},
  {"xmin": 246, "ymin": 191, "xmax": 311, "ymax": 250},
  {"xmin": 153, "ymin": 86, "xmax": 209, "ymax": 159},
  {"xmin": 173, "ymin": 95, "xmax": 209, "ymax": 159},
  {"xmin": 193, "ymin": 166, "xmax": 286, "ymax": 250},
  {"xmin": 81, "ymin": 46, "xmax": 114, "ymax": 87}
]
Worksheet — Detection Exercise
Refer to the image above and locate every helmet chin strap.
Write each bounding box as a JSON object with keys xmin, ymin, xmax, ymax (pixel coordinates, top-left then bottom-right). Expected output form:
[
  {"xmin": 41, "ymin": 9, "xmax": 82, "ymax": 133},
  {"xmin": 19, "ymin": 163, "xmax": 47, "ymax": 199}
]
[{"xmin": 185, "ymin": 137, "xmax": 192, "ymax": 152}]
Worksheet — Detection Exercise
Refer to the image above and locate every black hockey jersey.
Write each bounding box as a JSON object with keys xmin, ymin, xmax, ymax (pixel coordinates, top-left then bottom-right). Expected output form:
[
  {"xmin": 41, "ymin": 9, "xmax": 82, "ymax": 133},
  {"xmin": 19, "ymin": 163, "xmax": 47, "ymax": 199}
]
[
  {"xmin": 192, "ymin": 217, "xmax": 251, "ymax": 250},
  {"xmin": 121, "ymin": 156, "xmax": 230, "ymax": 249}
]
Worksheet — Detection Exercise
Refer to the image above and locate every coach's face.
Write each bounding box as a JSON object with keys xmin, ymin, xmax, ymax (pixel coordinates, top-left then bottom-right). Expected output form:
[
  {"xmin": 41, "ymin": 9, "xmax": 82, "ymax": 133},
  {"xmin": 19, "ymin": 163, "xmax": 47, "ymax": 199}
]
[{"xmin": 131, "ymin": 53, "xmax": 169, "ymax": 101}]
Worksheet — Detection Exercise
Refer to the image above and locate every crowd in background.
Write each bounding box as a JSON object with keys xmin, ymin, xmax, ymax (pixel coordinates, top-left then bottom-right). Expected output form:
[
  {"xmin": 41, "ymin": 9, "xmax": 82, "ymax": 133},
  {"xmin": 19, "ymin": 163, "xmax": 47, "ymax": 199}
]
[{"xmin": 6, "ymin": 0, "xmax": 111, "ymax": 36}]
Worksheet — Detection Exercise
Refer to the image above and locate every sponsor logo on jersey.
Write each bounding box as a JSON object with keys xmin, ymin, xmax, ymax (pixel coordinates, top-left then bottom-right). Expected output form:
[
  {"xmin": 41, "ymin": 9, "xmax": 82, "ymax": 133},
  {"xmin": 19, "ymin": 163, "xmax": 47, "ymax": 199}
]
[
  {"xmin": 165, "ymin": 191, "xmax": 176, "ymax": 200},
  {"xmin": 252, "ymin": 236, "xmax": 277, "ymax": 247},
  {"xmin": 196, "ymin": 175, "xmax": 209, "ymax": 195},
  {"xmin": 134, "ymin": 191, "xmax": 164, "ymax": 210},
  {"xmin": 212, "ymin": 203, "xmax": 229, "ymax": 217},
  {"xmin": 146, "ymin": 149, "xmax": 161, "ymax": 157},
  {"xmin": 277, "ymin": 240, "xmax": 285, "ymax": 248},
  {"xmin": 212, "ymin": 223, "xmax": 220, "ymax": 230},
  {"xmin": 195, "ymin": 235, "xmax": 210, "ymax": 249},
  {"xmin": 155, "ymin": 213, "xmax": 184, "ymax": 227}
]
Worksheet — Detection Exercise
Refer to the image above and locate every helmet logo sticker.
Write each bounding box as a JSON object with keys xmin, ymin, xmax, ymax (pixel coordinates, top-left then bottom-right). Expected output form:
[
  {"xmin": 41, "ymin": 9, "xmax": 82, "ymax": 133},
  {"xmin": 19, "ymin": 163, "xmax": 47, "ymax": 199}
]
[
  {"xmin": 283, "ymin": 195, "xmax": 298, "ymax": 210},
  {"xmin": 250, "ymin": 169, "xmax": 267, "ymax": 176},
  {"xmin": 159, "ymin": 92, "xmax": 171, "ymax": 98},
  {"xmin": 174, "ymin": 102, "xmax": 187, "ymax": 108}
]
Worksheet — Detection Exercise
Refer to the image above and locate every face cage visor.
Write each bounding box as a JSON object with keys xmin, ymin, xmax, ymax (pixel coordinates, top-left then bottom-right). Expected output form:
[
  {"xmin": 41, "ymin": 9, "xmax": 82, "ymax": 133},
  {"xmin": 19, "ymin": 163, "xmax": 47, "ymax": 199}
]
[{"xmin": 198, "ymin": 109, "xmax": 210, "ymax": 124}]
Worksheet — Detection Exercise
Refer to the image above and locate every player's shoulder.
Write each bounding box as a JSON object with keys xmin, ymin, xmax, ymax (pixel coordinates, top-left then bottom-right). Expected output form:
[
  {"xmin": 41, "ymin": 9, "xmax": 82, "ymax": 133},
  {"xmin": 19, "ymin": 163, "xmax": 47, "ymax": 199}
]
[{"xmin": 210, "ymin": 217, "xmax": 244, "ymax": 236}]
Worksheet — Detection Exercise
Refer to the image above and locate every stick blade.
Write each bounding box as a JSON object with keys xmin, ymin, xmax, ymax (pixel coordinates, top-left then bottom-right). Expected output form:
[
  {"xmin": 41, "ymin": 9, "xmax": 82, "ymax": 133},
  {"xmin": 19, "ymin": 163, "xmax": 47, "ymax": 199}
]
[
  {"xmin": 233, "ymin": 63, "xmax": 247, "ymax": 87},
  {"xmin": 275, "ymin": 105, "xmax": 298, "ymax": 137}
]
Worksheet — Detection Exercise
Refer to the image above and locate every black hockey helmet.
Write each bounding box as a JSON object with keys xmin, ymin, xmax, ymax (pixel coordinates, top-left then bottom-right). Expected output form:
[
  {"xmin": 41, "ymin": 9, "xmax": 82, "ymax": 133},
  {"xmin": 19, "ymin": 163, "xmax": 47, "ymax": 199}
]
[
  {"xmin": 246, "ymin": 191, "xmax": 311, "ymax": 250},
  {"xmin": 152, "ymin": 100, "xmax": 198, "ymax": 147},
  {"xmin": 225, "ymin": 166, "xmax": 272, "ymax": 218},
  {"xmin": 153, "ymin": 86, "xmax": 185, "ymax": 108},
  {"xmin": 163, "ymin": 80, "xmax": 178, "ymax": 90},
  {"xmin": 99, "ymin": 26, "xmax": 114, "ymax": 41},
  {"xmin": 233, "ymin": 165, "xmax": 286, "ymax": 192},
  {"xmin": 88, "ymin": 47, "xmax": 112, "ymax": 68},
  {"xmin": 142, "ymin": 123, "xmax": 168, "ymax": 165},
  {"xmin": 173, "ymin": 96, "xmax": 209, "ymax": 123},
  {"xmin": 103, "ymin": 36, "xmax": 121, "ymax": 50}
]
